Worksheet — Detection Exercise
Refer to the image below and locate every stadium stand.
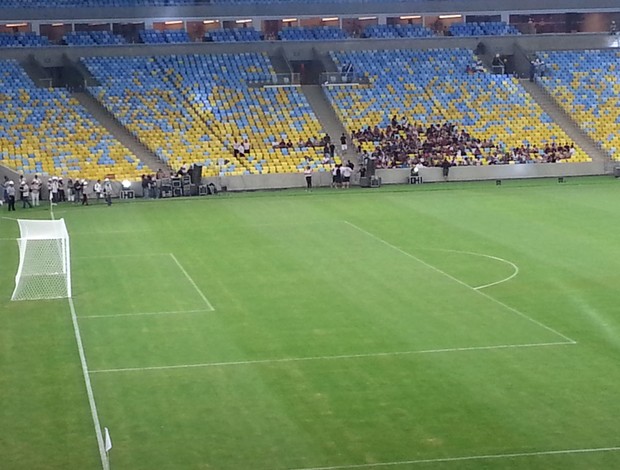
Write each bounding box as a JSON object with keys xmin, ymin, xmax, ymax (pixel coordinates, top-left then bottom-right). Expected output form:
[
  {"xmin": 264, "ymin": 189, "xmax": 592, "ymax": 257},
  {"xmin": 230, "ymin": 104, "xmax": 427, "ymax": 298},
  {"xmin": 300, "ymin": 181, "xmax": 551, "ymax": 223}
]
[
  {"xmin": 205, "ymin": 28, "xmax": 262, "ymax": 43},
  {"xmin": 362, "ymin": 24, "xmax": 435, "ymax": 39},
  {"xmin": 0, "ymin": 32, "xmax": 50, "ymax": 47},
  {"xmin": 139, "ymin": 29, "xmax": 190, "ymax": 44},
  {"xmin": 0, "ymin": 59, "xmax": 150, "ymax": 180},
  {"xmin": 279, "ymin": 26, "xmax": 349, "ymax": 41},
  {"xmin": 537, "ymin": 49, "xmax": 620, "ymax": 160},
  {"xmin": 449, "ymin": 22, "xmax": 521, "ymax": 37},
  {"xmin": 64, "ymin": 31, "xmax": 126, "ymax": 46},
  {"xmin": 83, "ymin": 53, "xmax": 331, "ymax": 176},
  {"xmin": 325, "ymin": 48, "xmax": 588, "ymax": 165},
  {"xmin": 89, "ymin": 31, "xmax": 126, "ymax": 45}
]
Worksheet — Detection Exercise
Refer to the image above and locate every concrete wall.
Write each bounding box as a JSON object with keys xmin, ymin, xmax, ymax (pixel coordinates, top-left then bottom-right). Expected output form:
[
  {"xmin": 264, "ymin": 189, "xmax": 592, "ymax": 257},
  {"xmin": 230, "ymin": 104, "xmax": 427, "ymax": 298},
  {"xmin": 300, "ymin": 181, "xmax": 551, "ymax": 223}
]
[{"xmin": 211, "ymin": 162, "xmax": 607, "ymax": 192}]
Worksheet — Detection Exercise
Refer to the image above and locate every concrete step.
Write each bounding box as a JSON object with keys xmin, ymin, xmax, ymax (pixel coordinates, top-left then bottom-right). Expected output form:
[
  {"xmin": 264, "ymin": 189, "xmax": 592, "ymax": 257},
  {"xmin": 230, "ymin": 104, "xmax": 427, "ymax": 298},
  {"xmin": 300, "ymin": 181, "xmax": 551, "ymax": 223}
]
[
  {"xmin": 73, "ymin": 91, "xmax": 173, "ymax": 175},
  {"xmin": 21, "ymin": 57, "xmax": 52, "ymax": 88},
  {"xmin": 269, "ymin": 48, "xmax": 292, "ymax": 74},
  {"xmin": 520, "ymin": 78, "xmax": 610, "ymax": 163},
  {"xmin": 301, "ymin": 84, "xmax": 355, "ymax": 161}
]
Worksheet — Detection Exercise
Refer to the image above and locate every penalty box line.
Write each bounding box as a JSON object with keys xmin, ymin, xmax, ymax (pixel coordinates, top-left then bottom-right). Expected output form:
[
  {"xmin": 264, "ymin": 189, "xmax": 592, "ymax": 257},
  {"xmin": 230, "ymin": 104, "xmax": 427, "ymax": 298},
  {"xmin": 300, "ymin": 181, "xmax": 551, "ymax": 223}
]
[
  {"xmin": 89, "ymin": 341, "xmax": 574, "ymax": 374},
  {"xmin": 343, "ymin": 221, "xmax": 577, "ymax": 345}
]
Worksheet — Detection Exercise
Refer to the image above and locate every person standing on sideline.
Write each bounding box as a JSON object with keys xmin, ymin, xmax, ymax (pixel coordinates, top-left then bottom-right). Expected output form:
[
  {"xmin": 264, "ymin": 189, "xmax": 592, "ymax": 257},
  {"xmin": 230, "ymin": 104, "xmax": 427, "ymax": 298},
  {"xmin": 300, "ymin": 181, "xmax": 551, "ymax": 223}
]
[
  {"xmin": 50, "ymin": 176, "xmax": 59, "ymax": 205},
  {"xmin": 141, "ymin": 174, "xmax": 149, "ymax": 199},
  {"xmin": 331, "ymin": 164, "xmax": 340, "ymax": 188},
  {"xmin": 58, "ymin": 178, "xmax": 66, "ymax": 202},
  {"xmin": 21, "ymin": 182, "xmax": 32, "ymax": 208},
  {"xmin": 304, "ymin": 165, "xmax": 313, "ymax": 191},
  {"xmin": 94, "ymin": 179, "xmax": 102, "ymax": 202},
  {"xmin": 341, "ymin": 163, "xmax": 353, "ymax": 189},
  {"xmin": 81, "ymin": 180, "xmax": 89, "ymax": 206},
  {"xmin": 103, "ymin": 178, "xmax": 113, "ymax": 206},
  {"xmin": 73, "ymin": 178, "xmax": 82, "ymax": 204},
  {"xmin": 6, "ymin": 181, "xmax": 16, "ymax": 211},
  {"xmin": 3, "ymin": 176, "xmax": 10, "ymax": 205},
  {"xmin": 31, "ymin": 175, "xmax": 41, "ymax": 207},
  {"xmin": 441, "ymin": 157, "xmax": 451, "ymax": 181}
]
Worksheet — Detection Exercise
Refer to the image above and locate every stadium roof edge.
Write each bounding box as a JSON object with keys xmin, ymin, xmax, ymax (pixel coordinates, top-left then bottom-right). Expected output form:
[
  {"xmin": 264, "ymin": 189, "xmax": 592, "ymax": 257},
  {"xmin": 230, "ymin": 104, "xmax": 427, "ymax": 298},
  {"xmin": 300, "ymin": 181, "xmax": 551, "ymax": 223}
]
[{"xmin": 0, "ymin": 0, "xmax": 618, "ymax": 22}]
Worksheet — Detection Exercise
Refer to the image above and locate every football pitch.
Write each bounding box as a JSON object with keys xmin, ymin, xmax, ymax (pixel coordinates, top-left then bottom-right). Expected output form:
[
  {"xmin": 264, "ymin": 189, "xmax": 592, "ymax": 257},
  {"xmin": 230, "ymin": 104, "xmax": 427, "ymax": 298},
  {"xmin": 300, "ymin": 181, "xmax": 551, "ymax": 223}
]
[{"xmin": 2, "ymin": 177, "xmax": 620, "ymax": 470}]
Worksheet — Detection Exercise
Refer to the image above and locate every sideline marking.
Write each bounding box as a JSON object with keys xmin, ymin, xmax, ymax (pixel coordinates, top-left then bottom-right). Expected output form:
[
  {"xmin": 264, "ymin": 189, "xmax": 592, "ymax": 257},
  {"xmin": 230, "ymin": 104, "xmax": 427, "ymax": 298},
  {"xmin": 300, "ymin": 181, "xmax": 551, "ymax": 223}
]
[
  {"xmin": 423, "ymin": 248, "xmax": 520, "ymax": 290},
  {"xmin": 169, "ymin": 253, "xmax": 215, "ymax": 311},
  {"xmin": 80, "ymin": 308, "xmax": 213, "ymax": 319},
  {"xmin": 344, "ymin": 221, "xmax": 576, "ymax": 344},
  {"xmin": 288, "ymin": 445, "xmax": 620, "ymax": 469},
  {"xmin": 89, "ymin": 341, "xmax": 573, "ymax": 374},
  {"xmin": 52, "ymin": 200, "xmax": 109, "ymax": 469}
]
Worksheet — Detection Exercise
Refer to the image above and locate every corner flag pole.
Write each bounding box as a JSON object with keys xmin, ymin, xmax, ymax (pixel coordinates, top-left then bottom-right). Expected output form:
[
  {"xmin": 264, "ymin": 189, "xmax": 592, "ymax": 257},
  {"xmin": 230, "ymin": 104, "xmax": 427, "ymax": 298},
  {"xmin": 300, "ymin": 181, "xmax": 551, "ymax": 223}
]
[{"xmin": 104, "ymin": 427, "xmax": 112, "ymax": 468}]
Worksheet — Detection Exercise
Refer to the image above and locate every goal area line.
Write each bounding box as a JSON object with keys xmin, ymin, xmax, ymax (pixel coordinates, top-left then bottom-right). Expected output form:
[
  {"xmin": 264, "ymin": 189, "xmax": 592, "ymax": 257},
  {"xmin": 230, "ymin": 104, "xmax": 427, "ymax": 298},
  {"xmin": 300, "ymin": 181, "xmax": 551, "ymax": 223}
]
[
  {"xmin": 89, "ymin": 340, "xmax": 575, "ymax": 374},
  {"xmin": 73, "ymin": 252, "xmax": 215, "ymax": 312}
]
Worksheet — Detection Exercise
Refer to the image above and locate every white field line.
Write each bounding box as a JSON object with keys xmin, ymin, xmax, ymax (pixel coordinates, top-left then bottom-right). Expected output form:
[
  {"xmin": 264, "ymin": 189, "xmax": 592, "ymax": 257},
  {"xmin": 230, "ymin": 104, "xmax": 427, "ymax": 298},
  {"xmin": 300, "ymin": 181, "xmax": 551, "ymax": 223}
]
[
  {"xmin": 344, "ymin": 221, "xmax": 577, "ymax": 344},
  {"xmin": 55, "ymin": 205, "xmax": 108, "ymax": 470},
  {"xmin": 69, "ymin": 298, "xmax": 109, "ymax": 470},
  {"xmin": 169, "ymin": 253, "xmax": 215, "ymax": 311},
  {"xmin": 73, "ymin": 252, "xmax": 170, "ymax": 260},
  {"xmin": 80, "ymin": 308, "xmax": 213, "ymax": 319},
  {"xmin": 88, "ymin": 341, "xmax": 574, "ymax": 374},
  {"xmin": 70, "ymin": 229, "xmax": 153, "ymax": 235},
  {"xmin": 289, "ymin": 445, "xmax": 620, "ymax": 470},
  {"xmin": 423, "ymin": 248, "xmax": 520, "ymax": 290}
]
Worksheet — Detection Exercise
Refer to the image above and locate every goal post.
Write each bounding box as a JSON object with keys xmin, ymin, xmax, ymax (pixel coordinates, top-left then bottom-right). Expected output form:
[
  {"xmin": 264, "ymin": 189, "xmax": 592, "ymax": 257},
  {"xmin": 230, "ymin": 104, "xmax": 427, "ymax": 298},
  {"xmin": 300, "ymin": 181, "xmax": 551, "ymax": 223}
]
[{"xmin": 11, "ymin": 219, "xmax": 72, "ymax": 301}]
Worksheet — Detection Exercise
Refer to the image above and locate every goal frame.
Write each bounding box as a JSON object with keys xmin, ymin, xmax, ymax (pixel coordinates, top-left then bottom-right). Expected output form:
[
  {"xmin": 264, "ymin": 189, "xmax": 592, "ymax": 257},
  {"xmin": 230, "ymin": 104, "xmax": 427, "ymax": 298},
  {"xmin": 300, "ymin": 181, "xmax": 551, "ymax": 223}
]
[{"xmin": 11, "ymin": 218, "xmax": 72, "ymax": 301}]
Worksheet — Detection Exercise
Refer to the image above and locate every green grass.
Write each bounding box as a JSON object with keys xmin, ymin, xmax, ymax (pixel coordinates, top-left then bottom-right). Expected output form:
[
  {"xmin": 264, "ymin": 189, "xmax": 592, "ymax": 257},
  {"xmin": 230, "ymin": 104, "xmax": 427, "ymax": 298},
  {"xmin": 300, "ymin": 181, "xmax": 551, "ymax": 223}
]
[{"xmin": 2, "ymin": 177, "xmax": 620, "ymax": 469}]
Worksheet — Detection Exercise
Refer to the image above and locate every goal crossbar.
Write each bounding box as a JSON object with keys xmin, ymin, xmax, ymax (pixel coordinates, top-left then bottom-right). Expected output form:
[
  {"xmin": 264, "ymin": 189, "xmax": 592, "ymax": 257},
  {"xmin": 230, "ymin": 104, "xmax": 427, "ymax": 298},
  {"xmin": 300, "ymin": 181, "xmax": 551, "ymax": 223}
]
[{"xmin": 11, "ymin": 219, "xmax": 72, "ymax": 301}]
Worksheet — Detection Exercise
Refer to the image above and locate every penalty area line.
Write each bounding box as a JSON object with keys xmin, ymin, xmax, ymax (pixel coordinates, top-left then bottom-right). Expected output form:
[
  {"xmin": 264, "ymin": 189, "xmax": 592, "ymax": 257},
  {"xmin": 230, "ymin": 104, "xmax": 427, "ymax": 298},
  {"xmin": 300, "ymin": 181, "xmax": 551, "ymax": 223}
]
[
  {"xmin": 169, "ymin": 253, "xmax": 215, "ymax": 311},
  {"xmin": 89, "ymin": 341, "xmax": 574, "ymax": 374},
  {"xmin": 288, "ymin": 445, "xmax": 620, "ymax": 469}
]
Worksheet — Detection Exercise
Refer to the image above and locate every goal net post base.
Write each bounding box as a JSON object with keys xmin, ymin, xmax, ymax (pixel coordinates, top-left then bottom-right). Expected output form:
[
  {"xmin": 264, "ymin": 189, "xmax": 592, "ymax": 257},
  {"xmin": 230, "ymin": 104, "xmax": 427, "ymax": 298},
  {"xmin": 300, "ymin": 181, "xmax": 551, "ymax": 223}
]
[{"xmin": 11, "ymin": 219, "xmax": 72, "ymax": 301}]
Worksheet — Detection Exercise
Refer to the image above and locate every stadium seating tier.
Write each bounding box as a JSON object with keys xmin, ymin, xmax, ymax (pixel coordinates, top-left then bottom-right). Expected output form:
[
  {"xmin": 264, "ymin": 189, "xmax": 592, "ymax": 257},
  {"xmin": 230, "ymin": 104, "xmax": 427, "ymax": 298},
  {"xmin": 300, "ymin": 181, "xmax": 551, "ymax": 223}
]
[
  {"xmin": 538, "ymin": 49, "xmax": 620, "ymax": 160},
  {"xmin": 0, "ymin": 59, "xmax": 151, "ymax": 180},
  {"xmin": 326, "ymin": 48, "xmax": 588, "ymax": 164}
]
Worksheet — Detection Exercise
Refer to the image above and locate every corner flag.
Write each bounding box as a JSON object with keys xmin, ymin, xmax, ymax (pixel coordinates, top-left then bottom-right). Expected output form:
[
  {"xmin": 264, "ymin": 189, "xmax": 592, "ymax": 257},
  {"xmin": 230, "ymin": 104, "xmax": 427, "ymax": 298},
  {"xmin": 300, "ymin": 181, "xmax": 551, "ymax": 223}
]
[{"xmin": 104, "ymin": 427, "xmax": 112, "ymax": 453}]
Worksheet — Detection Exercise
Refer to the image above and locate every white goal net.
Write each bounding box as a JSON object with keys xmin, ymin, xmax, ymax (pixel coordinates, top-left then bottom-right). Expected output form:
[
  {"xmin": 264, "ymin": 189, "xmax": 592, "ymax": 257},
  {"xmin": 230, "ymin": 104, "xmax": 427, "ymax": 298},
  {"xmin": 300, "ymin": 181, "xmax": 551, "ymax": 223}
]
[{"xmin": 11, "ymin": 219, "xmax": 72, "ymax": 301}]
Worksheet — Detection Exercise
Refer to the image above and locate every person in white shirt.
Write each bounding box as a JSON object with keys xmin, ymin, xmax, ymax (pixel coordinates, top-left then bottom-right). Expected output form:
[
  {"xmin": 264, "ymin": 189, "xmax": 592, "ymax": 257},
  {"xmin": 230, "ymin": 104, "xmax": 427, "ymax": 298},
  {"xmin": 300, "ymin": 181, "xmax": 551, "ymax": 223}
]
[
  {"xmin": 340, "ymin": 164, "xmax": 353, "ymax": 189},
  {"xmin": 303, "ymin": 166, "xmax": 313, "ymax": 191},
  {"xmin": 21, "ymin": 182, "xmax": 32, "ymax": 208},
  {"xmin": 94, "ymin": 180, "xmax": 102, "ymax": 202},
  {"xmin": 50, "ymin": 176, "xmax": 59, "ymax": 205},
  {"xmin": 6, "ymin": 181, "xmax": 16, "ymax": 211},
  {"xmin": 30, "ymin": 175, "xmax": 41, "ymax": 206}
]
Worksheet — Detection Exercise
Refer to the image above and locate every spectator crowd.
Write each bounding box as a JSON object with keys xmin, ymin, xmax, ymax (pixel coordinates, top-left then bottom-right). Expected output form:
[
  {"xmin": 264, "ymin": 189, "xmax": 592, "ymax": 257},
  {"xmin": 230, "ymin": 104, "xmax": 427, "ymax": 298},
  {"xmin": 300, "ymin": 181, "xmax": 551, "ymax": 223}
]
[{"xmin": 353, "ymin": 118, "xmax": 577, "ymax": 170}]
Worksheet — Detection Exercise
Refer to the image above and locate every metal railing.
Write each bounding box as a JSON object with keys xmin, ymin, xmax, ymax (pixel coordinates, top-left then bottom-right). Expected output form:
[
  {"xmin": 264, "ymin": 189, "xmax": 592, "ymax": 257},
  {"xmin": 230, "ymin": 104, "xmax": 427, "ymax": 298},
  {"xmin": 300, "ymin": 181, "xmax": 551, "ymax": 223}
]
[
  {"xmin": 247, "ymin": 73, "xmax": 300, "ymax": 87},
  {"xmin": 320, "ymin": 72, "xmax": 370, "ymax": 86}
]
